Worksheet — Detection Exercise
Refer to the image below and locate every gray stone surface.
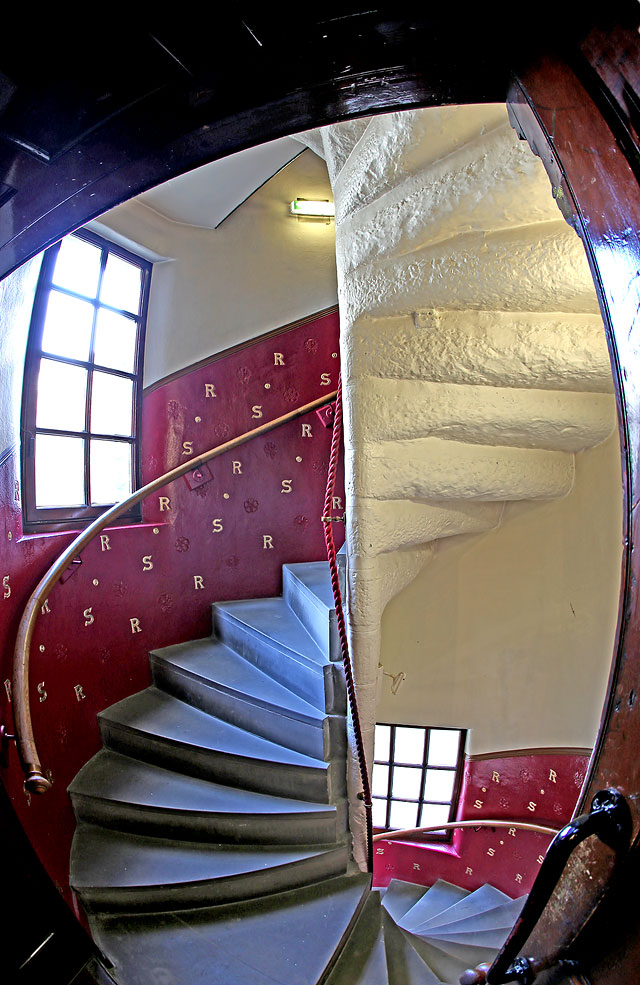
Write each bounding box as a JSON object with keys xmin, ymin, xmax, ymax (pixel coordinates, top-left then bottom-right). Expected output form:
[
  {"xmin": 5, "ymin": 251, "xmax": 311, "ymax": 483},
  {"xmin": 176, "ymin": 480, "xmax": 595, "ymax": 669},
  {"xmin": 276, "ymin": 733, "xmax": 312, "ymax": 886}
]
[
  {"xmin": 399, "ymin": 879, "xmax": 468, "ymax": 933},
  {"xmin": 68, "ymin": 560, "xmax": 526, "ymax": 984},
  {"xmin": 69, "ymin": 749, "xmax": 341, "ymax": 845}
]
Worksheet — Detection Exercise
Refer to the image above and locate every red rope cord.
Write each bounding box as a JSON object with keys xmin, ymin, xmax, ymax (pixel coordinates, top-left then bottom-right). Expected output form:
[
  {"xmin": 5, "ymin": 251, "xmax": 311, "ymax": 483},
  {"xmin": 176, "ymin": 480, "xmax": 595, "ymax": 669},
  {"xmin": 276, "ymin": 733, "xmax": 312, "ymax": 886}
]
[{"xmin": 322, "ymin": 373, "xmax": 373, "ymax": 873}]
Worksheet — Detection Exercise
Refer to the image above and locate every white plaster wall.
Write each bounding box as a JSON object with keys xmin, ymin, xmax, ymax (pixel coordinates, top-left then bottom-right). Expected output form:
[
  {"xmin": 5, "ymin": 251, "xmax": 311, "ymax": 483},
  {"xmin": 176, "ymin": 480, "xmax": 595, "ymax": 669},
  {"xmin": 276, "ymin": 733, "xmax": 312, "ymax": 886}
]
[
  {"xmin": 0, "ymin": 255, "xmax": 42, "ymax": 453},
  {"xmin": 94, "ymin": 149, "xmax": 338, "ymax": 386},
  {"xmin": 377, "ymin": 430, "xmax": 623, "ymax": 755}
]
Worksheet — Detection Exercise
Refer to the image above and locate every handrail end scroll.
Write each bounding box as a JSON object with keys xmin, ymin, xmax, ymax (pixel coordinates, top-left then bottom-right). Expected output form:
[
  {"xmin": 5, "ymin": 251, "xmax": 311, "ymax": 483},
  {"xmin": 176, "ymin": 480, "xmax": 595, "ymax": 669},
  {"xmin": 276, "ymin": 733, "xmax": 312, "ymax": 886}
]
[{"xmin": 24, "ymin": 765, "xmax": 52, "ymax": 794}]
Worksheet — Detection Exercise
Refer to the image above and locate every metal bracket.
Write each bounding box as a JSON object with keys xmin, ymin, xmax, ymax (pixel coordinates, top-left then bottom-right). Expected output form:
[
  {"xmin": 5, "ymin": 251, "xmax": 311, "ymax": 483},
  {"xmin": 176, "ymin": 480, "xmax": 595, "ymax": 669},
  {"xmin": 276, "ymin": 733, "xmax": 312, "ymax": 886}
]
[{"xmin": 0, "ymin": 723, "xmax": 16, "ymax": 768}]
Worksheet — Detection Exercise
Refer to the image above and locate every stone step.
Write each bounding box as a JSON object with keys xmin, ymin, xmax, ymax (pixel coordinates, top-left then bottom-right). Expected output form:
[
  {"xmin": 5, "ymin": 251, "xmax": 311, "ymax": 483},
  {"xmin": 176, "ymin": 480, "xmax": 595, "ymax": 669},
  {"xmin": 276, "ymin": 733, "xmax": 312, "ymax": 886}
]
[
  {"xmin": 68, "ymin": 750, "xmax": 345, "ymax": 845},
  {"xmin": 360, "ymin": 437, "xmax": 574, "ymax": 503},
  {"xmin": 89, "ymin": 874, "xmax": 371, "ymax": 985},
  {"xmin": 98, "ymin": 687, "xmax": 342, "ymax": 804},
  {"xmin": 319, "ymin": 118, "xmax": 371, "ymax": 188},
  {"xmin": 213, "ymin": 598, "xmax": 346, "ymax": 714},
  {"xmin": 283, "ymin": 561, "xmax": 340, "ymax": 660},
  {"xmin": 357, "ymin": 378, "xmax": 615, "ymax": 452},
  {"xmin": 71, "ymin": 823, "xmax": 349, "ymax": 913},
  {"xmin": 351, "ymin": 310, "xmax": 612, "ymax": 394},
  {"xmin": 399, "ymin": 880, "xmax": 468, "ymax": 933},
  {"xmin": 341, "ymin": 222, "xmax": 598, "ymax": 325},
  {"xmin": 337, "ymin": 121, "xmax": 561, "ymax": 271},
  {"xmin": 418, "ymin": 892, "xmax": 524, "ymax": 937},
  {"xmin": 425, "ymin": 924, "xmax": 518, "ymax": 949},
  {"xmin": 350, "ymin": 498, "xmax": 502, "ymax": 557},
  {"xmin": 150, "ymin": 637, "xmax": 337, "ymax": 761},
  {"xmin": 382, "ymin": 910, "xmax": 440, "ymax": 985},
  {"xmin": 325, "ymin": 893, "xmax": 389, "ymax": 985},
  {"xmin": 411, "ymin": 883, "xmax": 509, "ymax": 935},
  {"xmin": 327, "ymin": 106, "xmax": 508, "ymax": 221},
  {"xmin": 409, "ymin": 935, "xmax": 498, "ymax": 983},
  {"xmin": 380, "ymin": 879, "xmax": 427, "ymax": 923}
]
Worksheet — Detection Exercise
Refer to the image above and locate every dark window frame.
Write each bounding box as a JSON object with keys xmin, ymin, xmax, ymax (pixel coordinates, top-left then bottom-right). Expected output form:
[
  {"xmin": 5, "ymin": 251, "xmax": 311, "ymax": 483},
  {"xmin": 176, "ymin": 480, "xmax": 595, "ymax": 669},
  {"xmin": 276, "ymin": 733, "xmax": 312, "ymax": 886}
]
[
  {"xmin": 20, "ymin": 229, "xmax": 151, "ymax": 533},
  {"xmin": 372, "ymin": 723, "xmax": 467, "ymax": 843}
]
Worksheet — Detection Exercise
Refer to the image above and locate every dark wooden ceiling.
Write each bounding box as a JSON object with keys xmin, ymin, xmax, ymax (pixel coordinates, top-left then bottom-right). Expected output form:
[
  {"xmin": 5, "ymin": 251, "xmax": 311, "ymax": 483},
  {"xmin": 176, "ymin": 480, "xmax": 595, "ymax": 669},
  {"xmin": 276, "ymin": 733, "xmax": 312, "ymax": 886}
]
[{"xmin": 0, "ymin": 6, "xmax": 633, "ymax": 279}]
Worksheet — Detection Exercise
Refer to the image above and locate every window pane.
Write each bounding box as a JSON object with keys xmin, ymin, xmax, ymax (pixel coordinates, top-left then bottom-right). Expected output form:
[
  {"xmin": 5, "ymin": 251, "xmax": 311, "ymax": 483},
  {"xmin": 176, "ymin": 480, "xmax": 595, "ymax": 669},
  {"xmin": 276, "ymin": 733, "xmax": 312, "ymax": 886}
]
[
  {"xmin": 372, "ymin": 799, "xmax": 387, "ymax": 829},
  {"xmin": 52, "ymin": 236, "xmax": 101, "ymax": 298},
  {"xmin": 94, "ymin": 308, "xmax": 138, "ymax": 372},
  {"xmin": 424, "ymin": 768, "xmax": 455, "ymax": 802},
  {"xmin": 36, "ymin": 359, "xmax": 87, "ymax": 431},
  {"xmin": 35, "ymin": 434, "xmax": 85, "ymax": 507},
  {"xmin": 391, "ymin": 766, "xmax": 422, "ymax": 800},
  {"xmin": 100, "ymin": 253, "xmax": 142, "ymax": 313},
  {"xmin": 428, "ymin": 729, "xmax": 461, "ymax": 767},
  {"xmin": 389, "ymin": 800, "xmax": 419, "ymax": 830},
  {"xmin": 90, "ymin": 440, "xmax": 132, "ymax": 504},
  {"xmin": 372, "ymin": 764, "xmax": 389, "ymax": 798},
  {"xmin": 91, "ymin": 372, "xmax": 134, "ymax": 436},
  {"xmin": 41, "ymin": 290, "xmax": 94, "ymax": 362},
  {"xmin": 394, "ymin": 727, "xmax": 425, "ymax": 765},
  {"xmin": 419, "ymin": 802, "xmax": 451, "ymax": 831},
  {"xmin": 374, "ymin": 724, "xmax": 391, "ymax": 762}
]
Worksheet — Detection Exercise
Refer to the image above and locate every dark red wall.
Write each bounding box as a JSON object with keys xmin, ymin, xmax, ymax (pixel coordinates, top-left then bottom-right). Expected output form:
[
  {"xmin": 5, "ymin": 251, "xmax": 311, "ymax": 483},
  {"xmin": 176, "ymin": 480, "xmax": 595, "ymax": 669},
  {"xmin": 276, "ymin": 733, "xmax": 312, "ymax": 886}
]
[
  {"xmin": 0, "ymin": 308, "xmax": 344, "ymax": 906},
  {"xmin": 374, "ymin": 750, "xmax": 589, "ymax": 897}
]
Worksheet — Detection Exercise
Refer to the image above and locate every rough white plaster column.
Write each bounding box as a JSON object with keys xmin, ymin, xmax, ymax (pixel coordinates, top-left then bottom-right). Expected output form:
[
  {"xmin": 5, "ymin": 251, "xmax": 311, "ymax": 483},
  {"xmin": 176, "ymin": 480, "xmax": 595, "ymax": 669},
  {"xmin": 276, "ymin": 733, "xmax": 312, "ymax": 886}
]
[{"xmin": 296, "ymin": 105, "xmax": 614, "ymax": 871}]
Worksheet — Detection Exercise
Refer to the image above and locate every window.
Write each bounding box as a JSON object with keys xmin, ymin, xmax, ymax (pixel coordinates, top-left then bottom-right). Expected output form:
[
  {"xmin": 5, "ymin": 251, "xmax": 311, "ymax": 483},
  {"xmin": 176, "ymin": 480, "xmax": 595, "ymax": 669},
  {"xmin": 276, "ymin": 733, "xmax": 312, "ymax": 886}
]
[
  {"xmin": 372, "ymin": 723, "xmax": 466, "ymax": 840},
  {"xmin": 21, "ymin": 230, "xmax": 150, "ymax": 532}
]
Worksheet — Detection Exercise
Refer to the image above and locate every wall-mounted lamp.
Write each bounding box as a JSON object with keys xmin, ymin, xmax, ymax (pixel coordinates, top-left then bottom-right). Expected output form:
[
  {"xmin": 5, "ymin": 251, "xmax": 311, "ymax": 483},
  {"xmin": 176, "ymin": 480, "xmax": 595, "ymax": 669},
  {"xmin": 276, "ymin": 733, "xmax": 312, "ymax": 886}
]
[{"xmin": 290, "ymin": 198, "xmax": 335, "ymax": 218}]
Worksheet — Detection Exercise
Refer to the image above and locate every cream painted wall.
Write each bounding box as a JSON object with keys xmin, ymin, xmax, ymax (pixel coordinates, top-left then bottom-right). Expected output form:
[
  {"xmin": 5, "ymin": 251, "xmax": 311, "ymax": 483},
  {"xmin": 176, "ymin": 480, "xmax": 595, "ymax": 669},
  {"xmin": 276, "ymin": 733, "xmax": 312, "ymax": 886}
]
[
  {"xmin": 92, "ymin": 149, "xmax": 338, "ymax": 387},
  {"xmin": 377, "ymin": 430, "xmax": 623, "ymax": 755}
]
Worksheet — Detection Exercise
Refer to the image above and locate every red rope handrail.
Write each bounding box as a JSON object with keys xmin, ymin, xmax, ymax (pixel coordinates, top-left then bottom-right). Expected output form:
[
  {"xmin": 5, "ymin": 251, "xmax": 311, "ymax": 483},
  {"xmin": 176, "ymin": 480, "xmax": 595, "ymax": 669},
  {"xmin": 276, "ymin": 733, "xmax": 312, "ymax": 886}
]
[{"xmin": 322, "ymin": 373, "xmax": 374, "ymax": 872}]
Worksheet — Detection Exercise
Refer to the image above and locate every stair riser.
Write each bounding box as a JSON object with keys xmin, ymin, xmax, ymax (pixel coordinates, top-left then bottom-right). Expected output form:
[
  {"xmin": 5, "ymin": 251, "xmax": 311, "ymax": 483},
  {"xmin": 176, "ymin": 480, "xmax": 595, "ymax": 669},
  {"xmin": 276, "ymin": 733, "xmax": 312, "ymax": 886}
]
[
  {"xmin": 411, "ymin": 936, "xmax": 498, "ymax": 978},
  {"xmin": 70, "ymin": 792, "xmax": 343, "ymax": 846},
  {"xmin": 150, "ymin": 655, "xmax": 341, "ymax": 762},
  {"xmin": 426, "ymin": 927, "xmax": 518, "ymax": 948},
  {"xmin": 421, "ymin": 899, "xmax": 525, "ymax": 936},
  {"xmin": 213, "ymin": 609, "xmax": 346, "ymax": 714},
  {"xmin": 75, "ymin": 845, "xmax": 349, "ymax": 913},
  {"xmin": 325, "ymin": 892, "xmax": 388, "ymax": 985},
  {"xmin": 382, "ymin": 913, "xmax": 439, "ymax": 985},
  {"xmin": 283, "ymin": 567, "xmax": 340, "ymax": 661},
  {"xmin": 99, "ymin": 719, "xmax": 344, "ymax": 804}
]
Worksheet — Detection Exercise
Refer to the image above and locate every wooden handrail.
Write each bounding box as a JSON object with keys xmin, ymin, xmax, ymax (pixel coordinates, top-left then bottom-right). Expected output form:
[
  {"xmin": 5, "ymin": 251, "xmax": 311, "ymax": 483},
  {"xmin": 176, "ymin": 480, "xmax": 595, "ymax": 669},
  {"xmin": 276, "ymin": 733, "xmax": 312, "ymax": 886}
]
[
  {"xmin": 373, "ymin": 819, "xmax": 561, "ymax": 841},
  {"xmin": 12, "ymin": 390, "xmax": 338, "ymax": 793}
]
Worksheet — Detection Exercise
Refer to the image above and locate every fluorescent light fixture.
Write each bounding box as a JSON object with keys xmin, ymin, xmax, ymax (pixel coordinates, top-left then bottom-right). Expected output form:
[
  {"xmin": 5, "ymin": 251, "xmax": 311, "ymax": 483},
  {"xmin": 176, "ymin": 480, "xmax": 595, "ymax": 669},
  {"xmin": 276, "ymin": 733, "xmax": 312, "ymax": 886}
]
[{"xmin": 290, "ymin": 198, "xmax": 335, "ymax": 218}]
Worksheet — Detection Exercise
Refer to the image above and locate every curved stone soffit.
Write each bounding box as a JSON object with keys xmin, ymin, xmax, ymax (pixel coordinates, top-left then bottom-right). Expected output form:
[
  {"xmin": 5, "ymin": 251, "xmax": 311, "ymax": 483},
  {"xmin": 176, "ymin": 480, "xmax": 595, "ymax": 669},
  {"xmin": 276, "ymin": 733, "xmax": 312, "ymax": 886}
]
[{"xmin": 294, "ymin": 106, "xmax": 615, "ymax": 870}]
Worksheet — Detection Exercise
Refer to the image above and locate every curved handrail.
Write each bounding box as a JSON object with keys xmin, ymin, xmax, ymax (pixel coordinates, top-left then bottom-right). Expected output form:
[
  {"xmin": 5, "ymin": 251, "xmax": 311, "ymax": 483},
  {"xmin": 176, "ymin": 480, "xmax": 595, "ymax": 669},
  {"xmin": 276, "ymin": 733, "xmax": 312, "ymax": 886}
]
[
  {"xmin": 461, "ymin": 788, "xmax": 632, "ymax": 985},
  {"xmin": 12, "ymin": 390, "xmax": 338, "ymax": 793},
  {"xmin": 373, "ymin": 819, "xmax": 561, "ymax": 841}
]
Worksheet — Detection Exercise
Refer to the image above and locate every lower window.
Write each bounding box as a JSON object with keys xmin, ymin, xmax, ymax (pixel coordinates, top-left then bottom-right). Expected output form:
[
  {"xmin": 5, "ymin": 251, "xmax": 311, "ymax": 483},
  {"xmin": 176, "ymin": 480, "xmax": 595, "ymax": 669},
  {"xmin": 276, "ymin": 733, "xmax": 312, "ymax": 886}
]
[{"xmin": 372, "ymin": 723, "xmax": 466, "ymax": 840}]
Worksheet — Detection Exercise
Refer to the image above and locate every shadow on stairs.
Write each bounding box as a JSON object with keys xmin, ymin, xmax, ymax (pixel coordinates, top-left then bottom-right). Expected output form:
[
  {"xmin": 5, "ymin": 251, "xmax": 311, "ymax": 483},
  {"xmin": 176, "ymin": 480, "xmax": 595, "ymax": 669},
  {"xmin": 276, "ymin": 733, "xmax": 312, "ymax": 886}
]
[{"xmin": 66, "ymin": 560, "xmax": 526, "ymax": 985}]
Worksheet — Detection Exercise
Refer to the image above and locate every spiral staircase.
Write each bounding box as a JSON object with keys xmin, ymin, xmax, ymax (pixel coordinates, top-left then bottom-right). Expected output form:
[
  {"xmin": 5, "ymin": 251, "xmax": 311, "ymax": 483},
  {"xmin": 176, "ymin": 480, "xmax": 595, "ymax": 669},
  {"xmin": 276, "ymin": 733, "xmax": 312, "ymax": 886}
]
[
  {"xmin": 65, "ymin": 560, "xmax": 527, "ymax": 985},
  {"xmin": 64, "ymin": 104, "xmax": 610, "ymax": 984}
]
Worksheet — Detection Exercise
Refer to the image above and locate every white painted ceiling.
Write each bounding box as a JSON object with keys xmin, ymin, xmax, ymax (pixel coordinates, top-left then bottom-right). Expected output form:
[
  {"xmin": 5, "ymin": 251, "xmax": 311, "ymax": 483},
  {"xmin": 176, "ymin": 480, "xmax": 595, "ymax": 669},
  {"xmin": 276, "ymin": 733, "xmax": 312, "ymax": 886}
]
[{"xmin": 137, "ymin": 136, "xmax": 305, "ymax": 229}]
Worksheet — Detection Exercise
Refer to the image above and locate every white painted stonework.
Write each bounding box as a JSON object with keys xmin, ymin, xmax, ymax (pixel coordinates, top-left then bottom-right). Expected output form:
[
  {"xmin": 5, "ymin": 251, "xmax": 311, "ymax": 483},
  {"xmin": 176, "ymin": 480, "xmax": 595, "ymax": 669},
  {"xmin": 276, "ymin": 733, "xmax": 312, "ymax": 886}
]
[{"xmin": 296, "ymin": 105, "xmax": 615, "ymax": 869}]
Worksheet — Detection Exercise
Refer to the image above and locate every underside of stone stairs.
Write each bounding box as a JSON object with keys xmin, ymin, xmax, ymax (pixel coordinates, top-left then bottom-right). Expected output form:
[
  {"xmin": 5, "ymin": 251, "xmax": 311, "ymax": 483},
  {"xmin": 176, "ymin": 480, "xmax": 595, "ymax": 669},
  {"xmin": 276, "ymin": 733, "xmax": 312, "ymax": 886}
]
[
  {"xmin": 294, "ymin": 107, "xmax": 617, "ymax": 865},
  {"xmin": 67, "ymin": 560, "xmax": 530, "ymax": 985}
]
